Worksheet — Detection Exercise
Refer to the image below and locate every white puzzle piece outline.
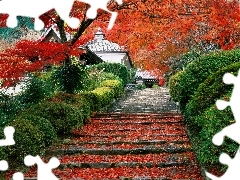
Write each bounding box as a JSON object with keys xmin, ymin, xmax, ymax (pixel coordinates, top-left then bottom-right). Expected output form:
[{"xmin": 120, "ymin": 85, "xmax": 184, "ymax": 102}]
[
  {"xmin": 0, "ymin": 126, "xmax": 15, "ymax": 146},
  {"xmin": 0, "ymin": 126, "xmax": 15, "ymax": 172},
  {"xmin": 206, "ymin": 69, "xmax": 240, "ymax": 179},
  {"xmin": 24, "ymin": 155, "xmax": 60, "ymax": 180},
  {"xmin": 0, "ymin": 0, "xmax": 122, "ymax": 31}
]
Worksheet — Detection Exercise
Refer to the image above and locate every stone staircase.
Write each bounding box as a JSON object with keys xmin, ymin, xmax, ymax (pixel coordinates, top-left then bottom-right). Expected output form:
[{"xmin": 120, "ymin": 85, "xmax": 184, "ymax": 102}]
[
  {"xmin": 42, "ymin": 112, "xmax": 203, "ymax": 179},
  {"xmin": 23, "ymin": 88, "xmax": 203, "ymax": 179},
  {"xmin": 108, "ymin": 88, "xmax": 179, "ymax": 113}
]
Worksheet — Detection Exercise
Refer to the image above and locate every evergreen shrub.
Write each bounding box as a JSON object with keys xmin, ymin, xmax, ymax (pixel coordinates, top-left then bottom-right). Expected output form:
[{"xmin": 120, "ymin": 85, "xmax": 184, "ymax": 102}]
[
  {"xmin": 184, "ymin": 62, "xmax": 240, "ymax": 124},
  {"xmin": 91, "ymin": 87, "xmax": 114, "ymax": 108},
  {"xmin": 49, "ymin": 92, "xmax": 92, "ymax": 123},
  {"xmin": 4, "ymin": 119, "xmax": 45, "ymax": 162},
  {"xmin": 170, "ymin": 49, "xmax": 240, "ymax": 109},
  {"xmin": 100, "ymin": 80, "xmax": 123, "ymax": 98},
  {"xmin": 191, "ymin": 92, "xmax": 238, "ymax": 170},
  {"xmin": 26, "ymin": 101, "xmax": 83, "ymax": 134},
  {"xmin": 89, "ymin": 62, "xmax": 129, "ymax": 86},
  {"xmin": 16, "ymin": 114, "xmax": 57, "ymax": 146}
]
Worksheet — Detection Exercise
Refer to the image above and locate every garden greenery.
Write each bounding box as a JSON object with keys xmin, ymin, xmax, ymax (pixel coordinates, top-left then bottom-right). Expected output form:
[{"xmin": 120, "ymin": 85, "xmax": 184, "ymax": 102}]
[
  {"xmin": 0, "ymin": 61, "xmax": 127, "ymax": 165},
  {"xmin": 169, "ymin": 49, "xmax": 240, "ymax": 109},
  {"xmin": 168, "ymin": 49, "xmax": 240, "ymax": 173}
]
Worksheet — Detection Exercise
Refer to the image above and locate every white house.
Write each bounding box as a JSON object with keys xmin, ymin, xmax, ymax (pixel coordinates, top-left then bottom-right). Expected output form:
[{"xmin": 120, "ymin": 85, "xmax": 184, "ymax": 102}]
[{"xmin": 81, "ymin": 28, "xmax": 133, "ymax": 69}]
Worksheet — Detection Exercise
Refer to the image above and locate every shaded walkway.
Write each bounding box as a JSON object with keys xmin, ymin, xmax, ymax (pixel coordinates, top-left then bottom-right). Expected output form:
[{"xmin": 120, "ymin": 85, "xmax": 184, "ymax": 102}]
[
  {"xmin": 109, "ymin": 88, "xmax": 179, "ymax": 113},
  {"xmin": 43, "ymin": 88, "xmax": 203, "ymax": 179}
]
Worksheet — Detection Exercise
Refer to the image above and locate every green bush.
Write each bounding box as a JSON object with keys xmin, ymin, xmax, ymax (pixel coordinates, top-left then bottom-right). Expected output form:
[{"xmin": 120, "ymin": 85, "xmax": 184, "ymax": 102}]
[
  {"xmin": 0, "ymin": 93, "xmax": 22, "ymax": 127},
  {"xmin": 100, "ymin": 80, "xmax": 123, "ymax": 98},
  {"xmin": 16, "ymin": 114, "xmax": 57, "ymax": 146},
  {"xmin": 0, "ymin": 147, "xmax": 8, "ymax": 178},
  {"xmin": 84, "ymin": 70, "xmax": 122, "ymax": 91},
  {"xmin": 190, "ymin": 93, "xmax": 238, "ymax": 170},
  {"xmin": 26, "ymin": 101, "xmax": 83, "ymax": 134},
  {"xmin": 91, "ymin": 87, "xmax": 114, "ymax": 108},
  {"xmin": 184, "ymin": 62, "xmax": 240, "ymax": 123},
  {"xmin": 4, "ymin": 119, "xmax": 45, "ymax": 162},
  {"xmin": 0, "ymin": 147, "xmax": 7, "ymax": 161},
  {"xmin": 89, "ymin": 62, "xmax": 129, "ymax": 86},
  {"xmin": 78, "ymin": 92, "xmax": 99, "ymax": 112},
  {"xmin": 170, "ymin": 49, "xmax": 240, "ymax": 109},
  {"xmin": 135, "ymin": 83, "xmax": 146, "ymax": 90},
  {"xmin": 51, "ymin": 59, "xmax": 88, "ymax": 94},
  {"xmin": 49, "ymin": 92, "xmax": 92, "ymax": 123},
  {"xmin": 19, "ymin": 75, "xmax": 55, "ymax": 108},
  {"xmin": 168, "ymin": 71, "xmax": 184, "ymax": 103}
]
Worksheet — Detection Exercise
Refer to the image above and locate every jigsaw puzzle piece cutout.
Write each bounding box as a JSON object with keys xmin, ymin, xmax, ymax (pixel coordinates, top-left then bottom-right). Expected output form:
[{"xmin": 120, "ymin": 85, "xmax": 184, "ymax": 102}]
[
  {"xmin": 0, "ymin": 0, "xmax": 80, "ymax": 30},
  {"xmin": 24, "ymin": 155, "xmax": 60, "ymax": 180},
  {"xmin": 0, "ymin": 126, "xmax": 15, "ymax": 146},
  {"xmin": 12, "ymin": 172, "xmax": 24, "ymax": 180},
  {"xmin": 206, "ymin": 148, "xmax": 240, "ymax": 180},
  {"xmin": 79, "ymin": 0, "xmax": 122, "ymax": 30},
  {"xmin": 222, "ymin": 72, "xmax": 237, "ymax": 85},
  {"xmin": 0, "ymin": 160, "xmax": 8, "ymax": 171},
  {"xmin": 212, "ymin": 122, "xmax": 240, "ymax": 146}
]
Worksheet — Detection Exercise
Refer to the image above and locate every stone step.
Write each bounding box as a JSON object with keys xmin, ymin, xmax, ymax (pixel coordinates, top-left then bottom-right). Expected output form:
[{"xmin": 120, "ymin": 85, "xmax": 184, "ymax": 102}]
[
  {"xmin": 60, "ymin": 134, "xmax": 189, "ymax": 143},
  {"xmin": 53, "ymin": 141, "xmax": 191, "ymax": 152},
  {"xmin": 46, "ymin": 144, "xmax": 192, "ymax": 156},
  {"xmin": 73, "ymin": 130, "xmax": 187, "ymax": 138},
  {"xmin": 92, "ymin": 112, "xmax": 180, "ymax": 116},
  {"xmin": 48, "ymin": 166, "xmax": 203, "ymax": 179},
  {"xmin": 59, "ymin": 139, "xmax": 190, "ymax": 146},
  {"xmin": 91, "ymin": 113, "xmax": 181, "ymax": 118},
  {"xmin": 60, "ymin": 160, "xmax": 195, "ymax": 169},
  {"xmin": 79, "ymin": 123, "xmax": 185, "ymax": 133},
  {"xmin": 58, "ymin": 152, "xmax": 195, "ymax": 166},
  {"xmin": 91, "ymin": 115, "xmax": 182, "ymax": 121}
]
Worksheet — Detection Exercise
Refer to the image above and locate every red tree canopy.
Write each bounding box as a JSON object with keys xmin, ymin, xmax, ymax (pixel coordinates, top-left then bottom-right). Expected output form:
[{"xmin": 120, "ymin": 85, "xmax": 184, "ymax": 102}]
[{"xmin": 0, "ymin": 0, "xmax": 239, "ymax": 85}]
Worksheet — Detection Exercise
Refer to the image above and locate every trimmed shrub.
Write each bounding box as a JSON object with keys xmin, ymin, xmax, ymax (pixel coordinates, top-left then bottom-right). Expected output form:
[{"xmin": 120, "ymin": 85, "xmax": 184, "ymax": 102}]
[
  {"xmin": 191, "ymin": 92, "xmax": 238, "ymax": 170},
  {"xmin": 51, "ymin": 60, "xmax": 88, "ymax": 94},
  {"xmin": 91, "ymin": 87, "xmax": 114, "ymax": 108},
  {"xmin": 79, "ymin": 92, "xmax": 99, "ymax": 112},
  {"xmin": 19, "ymin": 75, "xmax": 54, "ymax": 108},
  {"xmin": 48, "ymin": 92, "xmax": 92, "ymax": 123},
  {"xmin": 26, "ymin": 101, "xmax": 83, "ymax": 134},
  {"xmin": 4, "ymin": 119, "xmax": 45, "ymax": 162},
  {"xmin": 16, "ymin": 114, "xmax": 57, "ymax": 146},
  {"xmin": 100, "ymin": 80, "xmax": 123, "ymax": 98},
  {"xmin": 85, "ymin": 70, "xmax": 122, "ymax": 91},
  {"xmin": 89, "ymin": 62, "xmax": 129, "ymax": 86},
  {"xmin": 0, "ymin": 147, "xmax": 7, "ymax": 161},
  {"xmin": 170, "ymin": 49, "xmax": 240, "ymax": 109},
  {"xmin": 0, "ymin": 147, "xmax": 8, "ymax": 178},
  {"xmin": 168, "ymin": 71, "xmax": 184, "ymax": 103},
  {"xmin": 184, "ymin": 62, "xmax": 240, "ymax": 124}
]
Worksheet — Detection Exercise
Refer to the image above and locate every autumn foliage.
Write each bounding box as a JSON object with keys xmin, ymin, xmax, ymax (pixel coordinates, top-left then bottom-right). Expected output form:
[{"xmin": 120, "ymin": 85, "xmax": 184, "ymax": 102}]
[{"xmin": 0, "ymin": 0, "xmax": 240, "ymax": 85}]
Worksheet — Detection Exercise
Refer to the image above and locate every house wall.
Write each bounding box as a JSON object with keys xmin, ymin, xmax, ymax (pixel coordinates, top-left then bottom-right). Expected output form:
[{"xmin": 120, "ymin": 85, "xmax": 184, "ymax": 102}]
[{"xmin": 95, "ymin": 52, "xmax": 131, "ymax": 69}]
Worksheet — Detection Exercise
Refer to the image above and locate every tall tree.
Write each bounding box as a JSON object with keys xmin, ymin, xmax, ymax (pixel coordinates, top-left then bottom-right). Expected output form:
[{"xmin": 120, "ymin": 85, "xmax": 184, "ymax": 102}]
[{"xmin": 0, "ymin": 0, "xmax": 239, "ymax": 85}]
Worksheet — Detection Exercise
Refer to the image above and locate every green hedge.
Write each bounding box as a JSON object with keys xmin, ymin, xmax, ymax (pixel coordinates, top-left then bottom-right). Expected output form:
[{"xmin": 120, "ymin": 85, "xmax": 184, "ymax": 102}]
[
  {"xmin": 89, "ymin": 62, "xmax": 129, "ymax": 86},
  {"xmin": 191, "ymin": 92, "xmax": 238, "ymax": 171},
  {"xmin": 19, "ymin": 74, "xmax": 54, "ymax": 107},
  {"xmin": 91, "ymin": 87, "xmax": 114, "ymax": 108},
  {"xmin": 16, "ymin": 114, "xmax": 57, "ymax": 146},
  {"xmin": 4, "ymin": 119, "xmax": 45, "ymax": 162},
  {"xmin": 184, "ymin": 62, "xmax": 240, "ymax": 125},
  {"xmin": 100, "ymin": 80, "xmax": 123, "ymax": 98},
  {"xmin": 170, "ymin": 49, "xmax": 240, "ymax": 109},
  {"xmin": 48, "ymin": 92, "xmax": 92, "ymax": 123},
  {"xmin": 78, "ymin": 92, "xmax": 99, "ymax": 112},
  {"xmin": 26, "ymin": 101, "xmax": 83, "ymax": 134},
  {"xmin": 168, "ymin": 71, "xmax": 184, "ymax": 103}
]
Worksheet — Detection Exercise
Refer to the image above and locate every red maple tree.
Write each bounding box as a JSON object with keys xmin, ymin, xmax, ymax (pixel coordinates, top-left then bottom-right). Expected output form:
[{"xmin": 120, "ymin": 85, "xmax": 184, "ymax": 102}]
[{"xmin": 0, "ymin": 0, "xmax": 239, "ymax": 85}]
